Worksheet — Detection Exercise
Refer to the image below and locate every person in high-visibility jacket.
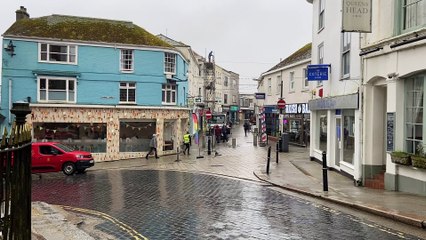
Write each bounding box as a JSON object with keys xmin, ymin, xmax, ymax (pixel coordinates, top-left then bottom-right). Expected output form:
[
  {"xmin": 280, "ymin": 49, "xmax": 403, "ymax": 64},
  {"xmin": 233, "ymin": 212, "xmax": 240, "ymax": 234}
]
[{"xmin": 183, "ymin": 131, "xmax": 192, "ymax": 155}]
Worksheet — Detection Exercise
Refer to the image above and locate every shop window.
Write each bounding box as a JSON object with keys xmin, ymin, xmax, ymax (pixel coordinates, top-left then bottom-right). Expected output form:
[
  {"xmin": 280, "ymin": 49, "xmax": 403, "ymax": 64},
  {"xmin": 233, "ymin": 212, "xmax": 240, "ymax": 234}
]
[
  {"xmin": 318, "ymin": 111, "xmax": 327, "ymax": 152},
  {"xmin": 163, "ymin": 120, "xmax": 176, "ymax": 151},
  {"xmin": 405, "ymin": 76, "xmax": 424, "ymax": 154},
  {"xmin": 343, "ymin": 110, "xmax": 355, "ymax": 164},
  {"xmin": 119, "ymin": 121, "xmax": 156, "ymax": 152},
  {"xmin": 33, "ymin": 123, "xmax": 107, "ymax": 153}
]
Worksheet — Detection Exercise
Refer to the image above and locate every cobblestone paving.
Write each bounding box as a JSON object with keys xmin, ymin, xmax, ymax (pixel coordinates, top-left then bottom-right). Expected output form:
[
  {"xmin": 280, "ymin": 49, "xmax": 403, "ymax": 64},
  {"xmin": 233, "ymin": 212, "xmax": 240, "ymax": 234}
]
[{"xmin": 32, "ymin": 170, "xmax": 418, "ymax": 240}]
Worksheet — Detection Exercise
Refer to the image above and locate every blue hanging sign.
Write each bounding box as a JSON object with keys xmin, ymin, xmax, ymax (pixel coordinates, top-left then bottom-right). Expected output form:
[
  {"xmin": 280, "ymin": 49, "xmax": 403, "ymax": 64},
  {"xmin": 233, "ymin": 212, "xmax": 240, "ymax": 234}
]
[{"xmin": 307, "ymin": 64, "xmax": 330, "ymax": 81}]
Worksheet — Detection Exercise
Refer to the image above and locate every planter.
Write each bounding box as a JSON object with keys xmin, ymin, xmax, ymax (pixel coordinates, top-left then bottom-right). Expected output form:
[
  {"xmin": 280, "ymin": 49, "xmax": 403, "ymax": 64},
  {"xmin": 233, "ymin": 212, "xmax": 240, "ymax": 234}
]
[
  {"xmin": 411, "ymin": 155, "xmax": 426, "ymax": 169},
  {"xmin": 390, "ymin": 152, "xmax": 411, "ymax": 165}
]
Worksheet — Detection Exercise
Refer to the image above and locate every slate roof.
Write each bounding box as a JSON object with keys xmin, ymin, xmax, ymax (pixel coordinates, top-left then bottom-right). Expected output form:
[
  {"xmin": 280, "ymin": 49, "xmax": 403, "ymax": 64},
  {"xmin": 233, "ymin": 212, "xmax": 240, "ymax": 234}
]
[
  {"xmin": 3, "ymin": 15, "xmax": 171, "ymax": 48},
  {"xmin": 266, "ymin": 43, "xmax": 312, "ymax": 73}
]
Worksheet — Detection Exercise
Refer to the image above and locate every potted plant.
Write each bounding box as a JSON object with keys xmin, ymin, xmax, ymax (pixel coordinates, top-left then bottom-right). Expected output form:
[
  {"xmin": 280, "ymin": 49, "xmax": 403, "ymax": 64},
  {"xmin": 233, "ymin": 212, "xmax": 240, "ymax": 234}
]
[
  {"xmin": 390, "ymin": 151, "xmax": 411, "ymax": 165},
  {"xmin": 411, "ymin": 144, "xmax": 426, "ymax": 169}
]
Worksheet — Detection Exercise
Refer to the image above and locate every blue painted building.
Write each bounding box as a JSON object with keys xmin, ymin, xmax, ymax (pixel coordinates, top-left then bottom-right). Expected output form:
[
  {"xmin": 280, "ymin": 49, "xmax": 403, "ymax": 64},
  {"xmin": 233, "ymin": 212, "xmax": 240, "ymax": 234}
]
[{"xmin": 1, "ymin": 7, "xmax": 189, "ymax": 161}]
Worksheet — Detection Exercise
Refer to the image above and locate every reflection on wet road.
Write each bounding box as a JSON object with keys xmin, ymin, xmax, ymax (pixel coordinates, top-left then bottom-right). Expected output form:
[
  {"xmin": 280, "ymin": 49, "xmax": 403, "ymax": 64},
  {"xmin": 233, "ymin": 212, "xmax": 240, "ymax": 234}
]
[{"xmin": 32, "ymin": 170, "xmax": 416, "ymax": 239}]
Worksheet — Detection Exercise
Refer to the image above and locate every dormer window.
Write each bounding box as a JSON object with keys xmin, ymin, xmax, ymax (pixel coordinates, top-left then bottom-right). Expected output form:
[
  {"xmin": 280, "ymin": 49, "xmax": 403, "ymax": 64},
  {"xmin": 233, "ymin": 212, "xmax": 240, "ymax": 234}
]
[
  {"xmin": 165, "ymin": 52, "xmax": 176, "ymax": 74},
  {"xmin": 39, "ymin": 43, "xmax": 77, "ymax": 64}
]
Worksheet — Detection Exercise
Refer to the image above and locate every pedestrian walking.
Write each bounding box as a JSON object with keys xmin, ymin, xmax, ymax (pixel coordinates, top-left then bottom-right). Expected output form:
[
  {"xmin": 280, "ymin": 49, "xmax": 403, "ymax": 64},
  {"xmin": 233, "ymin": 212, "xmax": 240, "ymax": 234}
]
[
  {"xmin": 183, "ymin": 131, "xmax": 191, "ymax": 155},
  {"xmin": 243, "ymin": 121, "xmax": 250, "ymax": 137},
  {"xmin": 222, "ymin": 125, "xmax": 228, "ymax": 142},
  {"xmin": 214, "ymin": 125, "xmax": 221, "ymax": 143},
  {"xmin": 146, "ymin": 134, "xmax": 159, "ymax": 159}
]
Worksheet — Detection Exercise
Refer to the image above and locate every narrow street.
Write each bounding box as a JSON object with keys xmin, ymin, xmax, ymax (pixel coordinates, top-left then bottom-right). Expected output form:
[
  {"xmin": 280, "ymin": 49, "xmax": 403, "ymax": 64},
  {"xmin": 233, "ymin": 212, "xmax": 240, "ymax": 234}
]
[{"xmin": 31, "ymin": 125, "xmax": 426, "ymax": 239}]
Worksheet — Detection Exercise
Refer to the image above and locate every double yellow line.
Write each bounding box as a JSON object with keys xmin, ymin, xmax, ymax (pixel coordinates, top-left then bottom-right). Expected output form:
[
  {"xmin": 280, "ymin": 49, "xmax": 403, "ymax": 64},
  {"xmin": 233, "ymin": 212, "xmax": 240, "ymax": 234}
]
[{"xmin": 59, "ymin": 205, "xmax": 148, "ymax": 240}]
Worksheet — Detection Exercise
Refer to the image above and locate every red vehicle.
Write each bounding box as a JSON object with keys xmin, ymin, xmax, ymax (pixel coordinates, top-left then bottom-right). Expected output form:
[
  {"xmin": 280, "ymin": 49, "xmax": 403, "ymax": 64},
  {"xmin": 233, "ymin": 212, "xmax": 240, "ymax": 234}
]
[{"xmin": 32, "ymin": 142, "xmax": 95, "ymax": 175}]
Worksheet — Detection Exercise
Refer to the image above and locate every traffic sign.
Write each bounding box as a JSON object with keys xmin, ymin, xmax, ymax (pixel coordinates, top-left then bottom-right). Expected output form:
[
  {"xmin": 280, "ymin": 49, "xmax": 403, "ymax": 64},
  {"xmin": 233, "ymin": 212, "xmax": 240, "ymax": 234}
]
[
  {"xmin": 277, "ymin": 99, "xmax": 286, "ymax": 109},
  {"xmin": 205, "ymin": 110, "xmax": 212, "ymax": 119}
]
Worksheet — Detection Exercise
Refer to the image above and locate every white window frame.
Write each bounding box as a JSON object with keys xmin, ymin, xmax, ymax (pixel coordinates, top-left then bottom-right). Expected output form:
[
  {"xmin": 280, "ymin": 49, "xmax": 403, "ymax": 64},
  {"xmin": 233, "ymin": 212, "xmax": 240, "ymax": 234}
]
[
  {"xmin": 38, "ymin": 76, "xmax": 76, "ymax": 103},
  {"xmin": 303, "ymin": 68, "xmax": 309, "ymax": 89},
  {"xmin": 224, "ymin": 94, "xmax": 228, "ymax": 104},
  {"xmin": 342, "ymin": 32, "xmax": 351, "ymax": 79},
  {"xmin": 162, "ymin": 84, "xmax": 177, "ymax": 105},
  {"xmin": 120, "ymin": 49, "xmax": 134, "ymax": 72},
  {"xmin": 39, "ymin": 43, "xmax": 77, "ymax": 64},
  {"xmin": 233, "ymin": 95, "xmax": 237, "ymax": 103},
  {"xmin": 119, "ymin": 82, "xmax": 136, "ymax": 104},
  {"xmin": 318, "ymin": 43, "xmax": 324, "ymax": 87},
  {"xmin": 268, "ymin": 78, "xmax": 272, "ymax": 95},
  {"xmin": 224, "ymin": 76, "xmax": 229, "ymax": 87},
  {"xmin": 165, "ymin": 52, "xmax": 176, "ymax": 74},
  {"xmin": 289, "ymin": 72, "xmax": 295, "ymax": 92},
  {"xmin": 405, "ymin": 75, "xmax": 425, "ymax": 154},
  {"xmin": 276, "ymin": 75, "xmax": 281, "ymax": 95},
  {"xmin": 318, "ymin": 0, "xmax": 325, "ymax": 31},
  {"xmin": 401, "ymin": 0, "xmax": 426, "ymax": 32}
]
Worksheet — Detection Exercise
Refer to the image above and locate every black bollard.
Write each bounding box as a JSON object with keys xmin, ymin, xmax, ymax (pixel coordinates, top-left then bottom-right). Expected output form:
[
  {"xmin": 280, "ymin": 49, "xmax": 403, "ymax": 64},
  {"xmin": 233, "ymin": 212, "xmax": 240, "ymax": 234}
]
[
  {"xmin": 276, "ymin": 142, "xmax": 279, "ymax": 164},
  {"xmin": 207, "ymin": 136, "xmax": 211, "ymax": 155},
  {"xmin": 322, "ymin": 151, "xmax": 328, "ymax": 191},
  {"xmin": 266, "ymin": 146, "xmax": 271, "ymax": 174}
]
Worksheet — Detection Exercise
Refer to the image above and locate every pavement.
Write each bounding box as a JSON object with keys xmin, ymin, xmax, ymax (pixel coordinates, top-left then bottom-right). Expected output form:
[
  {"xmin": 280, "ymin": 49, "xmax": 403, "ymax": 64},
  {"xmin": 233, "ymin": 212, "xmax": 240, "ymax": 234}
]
[{"xmin": 31, "ymin": 124, "xmax": 426, "ymax": 238}]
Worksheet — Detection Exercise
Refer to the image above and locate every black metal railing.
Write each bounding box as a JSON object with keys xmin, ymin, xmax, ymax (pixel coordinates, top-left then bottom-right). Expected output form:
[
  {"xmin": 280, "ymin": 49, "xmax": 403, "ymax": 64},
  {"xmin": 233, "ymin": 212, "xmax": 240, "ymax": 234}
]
[{"xmin": 0, "ymin": 102, "xmax": 32, "ymax": 240}]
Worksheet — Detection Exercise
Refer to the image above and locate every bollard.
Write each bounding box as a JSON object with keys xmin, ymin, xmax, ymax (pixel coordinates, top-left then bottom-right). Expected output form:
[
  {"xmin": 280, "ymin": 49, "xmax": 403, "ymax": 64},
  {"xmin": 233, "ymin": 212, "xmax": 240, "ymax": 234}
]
[
  {"xmin": 175, "ymin": 147, "xmax": 181, "ymax": 162},
  {"xmin": 276, "ymin": 141, "xmax": 279, "ymax": 164},
  {"xmin": 207, "ymin": 136, "xmax": 211, "ymax": 155},
  {"xmin": 253, "ymin": 132, "xmax": 257, "ymax": 146},
  {"xmin": 266, "ymin": 146, "xmax": 271, "ymax": 174},
  {"xmin": 322, "ymin": 151, "xmax": 328, "ymax": 191},
  {"xmin": 232, "ymin": 138, "xmax": 236, "ymax": 148}
]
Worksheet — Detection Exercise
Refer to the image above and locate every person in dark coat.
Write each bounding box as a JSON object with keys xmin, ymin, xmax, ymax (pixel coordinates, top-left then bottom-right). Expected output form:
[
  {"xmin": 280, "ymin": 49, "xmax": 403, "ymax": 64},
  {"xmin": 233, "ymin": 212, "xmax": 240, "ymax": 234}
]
[
  {"xmin": 214, "ymin": 125, "xmax": 221, "ymax": 143},
  {"xmin": 221, "ymin": 125, "xmax": 228, "ymax": 142},
  {"xmin": 243, "ymin": 121, "xmax": 250, "ymax": 137}
]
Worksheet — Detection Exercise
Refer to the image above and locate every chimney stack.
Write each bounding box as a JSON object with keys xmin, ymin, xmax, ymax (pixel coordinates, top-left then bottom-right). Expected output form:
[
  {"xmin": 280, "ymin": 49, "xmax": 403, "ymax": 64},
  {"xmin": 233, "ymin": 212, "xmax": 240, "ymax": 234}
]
[{"xmin": 16, "ymin": 6, "xmax": 29, "ymax": 21}]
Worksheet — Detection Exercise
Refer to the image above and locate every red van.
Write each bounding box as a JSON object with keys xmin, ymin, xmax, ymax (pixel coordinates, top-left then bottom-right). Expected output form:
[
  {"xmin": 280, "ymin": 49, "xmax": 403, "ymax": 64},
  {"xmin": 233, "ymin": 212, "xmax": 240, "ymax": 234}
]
[{"xmin": 32, "ymin": 142, "xmax": 95, "ymax": 175}]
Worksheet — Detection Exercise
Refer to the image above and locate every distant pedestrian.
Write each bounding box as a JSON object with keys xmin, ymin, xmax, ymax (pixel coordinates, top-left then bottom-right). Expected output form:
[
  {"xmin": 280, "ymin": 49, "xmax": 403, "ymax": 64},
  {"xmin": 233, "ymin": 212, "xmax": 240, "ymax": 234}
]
[
  {"xmin": 243, "ymin": 121, "xmax": 250, "ymax": 137},
  {"xmin": 214, "ymin": 125, "xmax": 221, "ymax": 143},
  {"xmin": 146, "ymin": 134, "xmax": 159, "ymax": 159},
  {"xmin": 183, "ymin": 131, "xmax": 191, "ymax": 155},
  {"xmin": 222, "ymin": 125, "xmax": 228, "ymax": 142}
]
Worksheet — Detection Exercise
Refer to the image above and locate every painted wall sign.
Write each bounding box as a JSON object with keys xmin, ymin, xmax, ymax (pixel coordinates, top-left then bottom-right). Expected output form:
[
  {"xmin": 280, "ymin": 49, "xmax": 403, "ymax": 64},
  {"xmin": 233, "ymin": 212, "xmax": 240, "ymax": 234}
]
[
  {"xmin": 309, "ymin": 93, "xmax": 358, "ymax": 110},
  {"xmin": 342, "ymin": 0, "xmax": 372, "ymax": 33}
]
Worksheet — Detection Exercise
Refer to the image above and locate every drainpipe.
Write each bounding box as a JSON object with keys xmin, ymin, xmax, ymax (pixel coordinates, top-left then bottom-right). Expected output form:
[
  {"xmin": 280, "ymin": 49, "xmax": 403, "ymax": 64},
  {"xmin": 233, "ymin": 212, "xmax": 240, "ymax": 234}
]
[
  {"xmin": 357, "ymin": 33, "xmax": 364, "ymax": 186},
  {"xmin": 9, "ymin": 79, "xmax": 12, "ymax": 124}
]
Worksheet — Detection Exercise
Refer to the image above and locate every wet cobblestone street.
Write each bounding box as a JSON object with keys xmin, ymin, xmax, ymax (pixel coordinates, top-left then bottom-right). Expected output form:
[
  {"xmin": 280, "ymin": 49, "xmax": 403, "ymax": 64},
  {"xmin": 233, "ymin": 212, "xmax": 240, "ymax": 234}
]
[{"xmin": 32, "ymin": 170, "xmax": 419, "ymax": 239}]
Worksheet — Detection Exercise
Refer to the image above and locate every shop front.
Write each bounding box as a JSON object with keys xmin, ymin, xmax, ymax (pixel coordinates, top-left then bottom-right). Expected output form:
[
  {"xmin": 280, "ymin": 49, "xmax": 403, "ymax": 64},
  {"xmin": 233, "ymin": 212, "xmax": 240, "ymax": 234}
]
[
  {"xmin": 30, "ymin": 105, "xmax": 189, "ymax": 161},
  {"xmin": 284, "ymin": 103, "xmax": 310, "ymax": 146},
  {"xmin": 309, "ymin": 93, "xmax": 360, "ymax": 178}
]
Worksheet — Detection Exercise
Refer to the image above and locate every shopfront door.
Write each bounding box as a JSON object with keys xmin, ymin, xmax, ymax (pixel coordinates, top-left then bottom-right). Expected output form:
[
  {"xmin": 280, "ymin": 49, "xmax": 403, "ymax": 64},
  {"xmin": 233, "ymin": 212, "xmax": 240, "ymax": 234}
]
[{"xmin": 335, "ymin": 117, "xmax": 342, "ymax": 168}]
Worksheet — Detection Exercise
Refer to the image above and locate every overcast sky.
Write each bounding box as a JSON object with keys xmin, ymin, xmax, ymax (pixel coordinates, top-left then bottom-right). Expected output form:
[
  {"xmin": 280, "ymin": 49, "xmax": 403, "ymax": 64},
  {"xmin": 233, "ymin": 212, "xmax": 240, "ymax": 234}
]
[{"xmin": 1, "ymin": 0, "xmax": 312, "ymax": 93}]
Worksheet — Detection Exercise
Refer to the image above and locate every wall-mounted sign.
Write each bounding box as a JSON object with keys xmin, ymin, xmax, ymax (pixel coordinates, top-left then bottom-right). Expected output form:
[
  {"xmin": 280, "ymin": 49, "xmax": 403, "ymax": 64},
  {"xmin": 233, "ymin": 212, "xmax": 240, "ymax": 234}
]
[
  {"xmin": 230, "ymin": 105, "xmax": 239, "ymax": 112},
  {"xmin": 255, "ymin": 93, "xmax": 266, "ymax": 100},
  {"xmin": 387, "ymin": 112, "xmax": 395, "ymax": 152},
  {"xmin": 307, "ymin": 64, "xmax": 330, "ymax": 81},
  {"xmin": 285, "ymin": 103, "xmax": 310, "ymax": 114},
  {"xmin": 342, "ymin": 0, "xmax": 372, "ymax": 33},
  {"xmin": 309, "ymin": 93, "xmax": 358, "ymax": 110}
]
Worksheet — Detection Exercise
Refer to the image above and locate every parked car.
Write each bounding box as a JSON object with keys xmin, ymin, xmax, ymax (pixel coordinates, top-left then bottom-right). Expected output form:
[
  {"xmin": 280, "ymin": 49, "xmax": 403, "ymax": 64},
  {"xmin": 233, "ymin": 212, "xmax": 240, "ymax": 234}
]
[{"xmin": 32, "ymin": 142, "xmax": 95, "ymax": 175}]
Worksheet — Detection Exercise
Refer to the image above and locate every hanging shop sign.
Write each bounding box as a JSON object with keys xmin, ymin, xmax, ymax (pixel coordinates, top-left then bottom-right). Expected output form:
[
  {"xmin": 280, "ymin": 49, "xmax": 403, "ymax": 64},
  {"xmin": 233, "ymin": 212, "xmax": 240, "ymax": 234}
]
[
  {"xmin": 307, "ymin": 64, "xmax": 330, "ymax": 81},
  {"xmin": 255, "ymin": 93, "xmax": 266, "ymax": 100},
  {"xmin": 342, "ymin": 0, "xmax": 372, "ymax": 33}
]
